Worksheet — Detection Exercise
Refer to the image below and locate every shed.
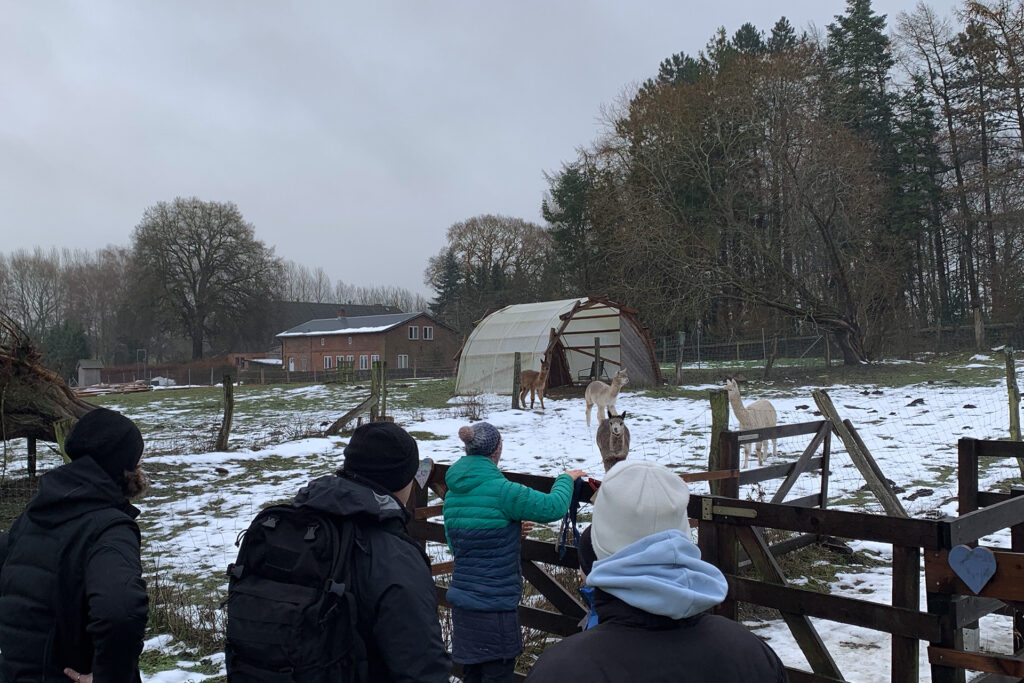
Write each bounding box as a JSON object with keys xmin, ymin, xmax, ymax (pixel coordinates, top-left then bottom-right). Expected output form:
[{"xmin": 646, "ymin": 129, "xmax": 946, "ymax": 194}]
[
  {"xmin": 77, "ymin": 359, "xmax": 104, "ymax": 387},
  {"xmin": 454, "ymin": 297, "xmax": 662, "ymax": 395}
]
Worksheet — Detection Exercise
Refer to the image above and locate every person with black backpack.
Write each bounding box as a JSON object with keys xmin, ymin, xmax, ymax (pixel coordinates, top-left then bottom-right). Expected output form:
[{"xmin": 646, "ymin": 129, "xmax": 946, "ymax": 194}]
[{"xmin": 225, "ymin": 421, "xmax": 450, "ymax": 683}]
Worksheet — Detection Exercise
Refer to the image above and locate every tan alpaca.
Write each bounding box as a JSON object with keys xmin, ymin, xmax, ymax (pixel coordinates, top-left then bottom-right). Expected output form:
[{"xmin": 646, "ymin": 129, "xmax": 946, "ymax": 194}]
[
  {"xmin": 725, "ymin": 378, "xmax": 777, "ymax": 468},
  {"xmin": 596, "ymin": 412, "xmax": 630, "ymax": 471},
  {"xmin": 585, "ymin": 368, "xmax": 629, "ymax": 427},
  {"xmin": 519, "ymin": 356, "xmax": 550, "ymax": 409}
]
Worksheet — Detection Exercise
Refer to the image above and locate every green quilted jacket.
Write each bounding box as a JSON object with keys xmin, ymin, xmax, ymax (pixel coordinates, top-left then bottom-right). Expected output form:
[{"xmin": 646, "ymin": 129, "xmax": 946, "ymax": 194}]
[
  {"xmin": 443, "ymin": 455, "xmax": 574, "ymax": 611},
  {"xmin": 443, "ymin": 455, "xmax": 574, "ymax": 531}
]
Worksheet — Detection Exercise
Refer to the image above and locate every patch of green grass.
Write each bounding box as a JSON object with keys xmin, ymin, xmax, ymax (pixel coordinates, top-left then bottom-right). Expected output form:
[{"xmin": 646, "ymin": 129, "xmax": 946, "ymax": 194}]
[
  {"xmin": 389, "ymin": 377, "xmax": 455, "ymax": 410},
  {"xmin": 138, "ymin": 649, "xmax": 181, "ymax": 675},
  {"xmin": 407, "ymin": 431, "xmax": 447, "ymax": 441}
]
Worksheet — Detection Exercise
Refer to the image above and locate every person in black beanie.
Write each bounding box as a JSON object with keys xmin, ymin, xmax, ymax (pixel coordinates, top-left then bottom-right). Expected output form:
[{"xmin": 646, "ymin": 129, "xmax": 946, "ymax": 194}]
[
  {"xmin": 0, "ymin": 408, "xmax": 150, "ymax": 683},
  {"xmin": 289, "ymin": 421, "xmax": 451, "ymax": 682}
]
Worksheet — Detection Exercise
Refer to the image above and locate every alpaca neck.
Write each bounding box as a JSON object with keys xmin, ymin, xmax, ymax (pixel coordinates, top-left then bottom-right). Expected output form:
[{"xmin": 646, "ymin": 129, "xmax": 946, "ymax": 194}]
[{"xmin": 728, "ymin": 391, "xmax": 751, "ymax": 423}]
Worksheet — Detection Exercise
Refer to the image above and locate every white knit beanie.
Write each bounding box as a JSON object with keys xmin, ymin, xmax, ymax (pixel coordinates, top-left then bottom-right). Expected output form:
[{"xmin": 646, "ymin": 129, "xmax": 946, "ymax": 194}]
[{"xmin": 591, "ymin": 461, "xmax": 692, "ymax": 560}]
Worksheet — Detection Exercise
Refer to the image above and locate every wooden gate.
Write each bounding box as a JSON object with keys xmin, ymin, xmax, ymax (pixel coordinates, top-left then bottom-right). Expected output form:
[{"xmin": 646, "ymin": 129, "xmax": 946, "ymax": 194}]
[{"xmin": 408, "ymin": 435, "xmax": 1024, "ymax": 682}]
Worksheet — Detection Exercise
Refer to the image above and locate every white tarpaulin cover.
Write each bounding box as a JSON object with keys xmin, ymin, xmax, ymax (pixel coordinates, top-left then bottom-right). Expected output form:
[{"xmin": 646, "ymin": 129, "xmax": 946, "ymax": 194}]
[{"xmin": 454, "ymin": 298, "xmax": 621, "ymax": 395}]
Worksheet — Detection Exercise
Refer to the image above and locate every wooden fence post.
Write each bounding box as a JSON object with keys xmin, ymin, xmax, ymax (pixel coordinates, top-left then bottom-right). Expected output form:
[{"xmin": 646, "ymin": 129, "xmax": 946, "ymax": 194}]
[
  {"xmin": 512, "ymin": 352, "xmax": 521, "ymax": 410},
  {"xmin": 708, "ymin": 389, "xmax": 730, "ymax": 496},
  {"xmin": 215, "ymin": 374, "xmax": 234, "ymax": 451},
  {"xmin": 891, "ymin": 544, "xmax": 921, "ymax": 683},
  {"xmin": 675, "ymin": 331, "xmax": 684, "ymax": 385},
  {"xmin": 1005, "ymin": 348, "xmax": 1022, "ymax": 477},
  {"xmin": 594, "ymin": 337, "xmax": 602, "ymax": 380}
]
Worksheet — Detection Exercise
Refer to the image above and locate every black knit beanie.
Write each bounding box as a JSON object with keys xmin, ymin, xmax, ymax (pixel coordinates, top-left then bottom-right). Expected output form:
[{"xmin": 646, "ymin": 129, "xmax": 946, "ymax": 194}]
[
  {"xmin": 343, "ymin": 422, "xmax": 420, "ymax": 492},
  {"xmin": 65, "ymin": 408, "xmax": 144, "ymax": 483}
]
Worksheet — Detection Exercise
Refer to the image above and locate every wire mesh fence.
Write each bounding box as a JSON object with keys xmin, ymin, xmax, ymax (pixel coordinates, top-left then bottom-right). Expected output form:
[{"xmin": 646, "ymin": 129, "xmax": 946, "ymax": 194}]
[{"xmin": 95, "ymin": 360, "xmax": 456, "ymax": 388}]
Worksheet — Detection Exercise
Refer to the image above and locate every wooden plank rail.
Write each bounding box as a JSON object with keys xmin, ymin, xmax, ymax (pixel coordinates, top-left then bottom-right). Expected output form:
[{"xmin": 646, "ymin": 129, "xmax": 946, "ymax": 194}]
[
  {"xmin": 929, "ymin": 647, "xmax": 1024, "ymax": 677},
  {"xmin": 739, "ymin": 456, "xmax": 824, "ymax": 486},
  {"xmin": 727, "ymin": 576, "xmax": 941, "ymax": 641},
  {"xmin": 690, "ymin": 494, "xmax": 947, "ymax": 550},
  {"xmin": 946, "ymin": 495, "xmax": 1024, "ymax": 546}
]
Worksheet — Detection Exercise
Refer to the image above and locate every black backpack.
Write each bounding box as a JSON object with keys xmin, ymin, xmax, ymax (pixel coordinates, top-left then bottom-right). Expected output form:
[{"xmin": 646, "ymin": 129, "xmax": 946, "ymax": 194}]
[{"xmin": 224, "ymin": 504, "xmax": 365, "ymax": 682}]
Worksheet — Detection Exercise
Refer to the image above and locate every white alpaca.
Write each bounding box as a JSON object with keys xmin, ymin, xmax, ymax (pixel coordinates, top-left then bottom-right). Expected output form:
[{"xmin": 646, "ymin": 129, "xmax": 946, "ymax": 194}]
[
  {"xmin": 725, "ymin": 378, "xmax": 777, "ymax": 468},
  {"xmin": 585, "ymin": 368, "xmax": 629, "ymax": 427},
  {"xmin": 596, "ymin": 412, "xmax": 630, "ymax": 472}
]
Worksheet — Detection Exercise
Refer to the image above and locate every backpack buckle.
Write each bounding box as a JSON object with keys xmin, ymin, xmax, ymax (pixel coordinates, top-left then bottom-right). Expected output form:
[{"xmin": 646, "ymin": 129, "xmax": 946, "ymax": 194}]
[
  {"xmin": 261, "ymin": 516, "xmax": 278, "ymax": 529},
  {"xmin": 327, "ymin": 580, "xmax": 347, "ymax": 596},
  {"xmin": 228, "ymin": 563, "xmax": 244, "ymax": 579},
  {"xmin": 304, "ymin": 523, "xmax": 319, "ymax": 541}
]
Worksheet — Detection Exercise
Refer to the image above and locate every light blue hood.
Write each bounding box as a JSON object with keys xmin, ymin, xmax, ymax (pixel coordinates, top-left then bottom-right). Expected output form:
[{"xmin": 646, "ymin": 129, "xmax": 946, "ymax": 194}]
[{"xmin": 586, "ymin": 529, "xmax": 728, "ymax": 619}]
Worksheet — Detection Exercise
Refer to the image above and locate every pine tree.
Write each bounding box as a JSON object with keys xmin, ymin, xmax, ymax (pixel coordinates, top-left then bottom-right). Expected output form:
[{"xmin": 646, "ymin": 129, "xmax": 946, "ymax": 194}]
[
  {"xmin": 767, "ymin": 17, "xmax": 798, "ymax": 53},
  {"xmin": 732, "ymin": 23, "xmax": 766, "ymax": 56}
]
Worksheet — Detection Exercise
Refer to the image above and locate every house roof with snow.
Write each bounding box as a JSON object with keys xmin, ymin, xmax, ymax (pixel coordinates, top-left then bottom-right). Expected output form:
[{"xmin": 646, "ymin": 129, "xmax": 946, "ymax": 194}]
[{"xmin": 276, "ymin": 312, "xmax": 427, "ymax": 338}]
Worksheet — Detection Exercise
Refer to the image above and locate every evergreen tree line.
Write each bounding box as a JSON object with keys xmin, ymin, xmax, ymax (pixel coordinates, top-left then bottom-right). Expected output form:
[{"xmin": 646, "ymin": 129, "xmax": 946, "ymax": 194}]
[
  {"xmin": 428, "ymin": 0, "xmax": 1024, "ymax": 364},
  {"xmin": 0, "ymin": 198, "xmax": 426, "ymax": 379}
]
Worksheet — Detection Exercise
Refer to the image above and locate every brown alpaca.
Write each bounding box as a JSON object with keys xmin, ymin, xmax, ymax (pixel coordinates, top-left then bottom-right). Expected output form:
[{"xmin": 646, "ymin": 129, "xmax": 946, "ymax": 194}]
[
  {"xmin": 596, "ymin": 412, "xmax": 630, "ymax": 471},
  {"xmin": 519, "ymin": 356, "xmax": 550, "ymax": 409}
]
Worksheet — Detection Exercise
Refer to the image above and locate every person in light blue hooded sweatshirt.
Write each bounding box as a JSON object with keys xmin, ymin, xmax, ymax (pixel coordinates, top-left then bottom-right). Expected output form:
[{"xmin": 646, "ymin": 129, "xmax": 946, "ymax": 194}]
[{"xmin": 526, "ymin": 461, "xmax": 788, "ymax": 683}]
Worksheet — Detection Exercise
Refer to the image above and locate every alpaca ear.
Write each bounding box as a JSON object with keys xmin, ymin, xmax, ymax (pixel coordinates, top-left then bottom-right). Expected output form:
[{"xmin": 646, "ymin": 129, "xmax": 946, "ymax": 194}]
[{"xmin": 619, "ymin": 411, "xmax": 628, "ymax": 420}]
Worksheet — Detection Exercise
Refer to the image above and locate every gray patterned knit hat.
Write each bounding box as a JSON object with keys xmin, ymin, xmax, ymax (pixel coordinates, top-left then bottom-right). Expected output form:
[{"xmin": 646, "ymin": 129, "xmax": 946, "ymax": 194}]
[{"xmin": 458, "ymin": 422, "xmax": 501, "ymax": 456}]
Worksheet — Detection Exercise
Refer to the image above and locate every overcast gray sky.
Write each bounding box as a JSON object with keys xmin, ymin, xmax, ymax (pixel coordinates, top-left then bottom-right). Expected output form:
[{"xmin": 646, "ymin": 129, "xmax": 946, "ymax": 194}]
[{"xmin": 0, "ymin": 0, "xmax": 957, "ymax": 296}]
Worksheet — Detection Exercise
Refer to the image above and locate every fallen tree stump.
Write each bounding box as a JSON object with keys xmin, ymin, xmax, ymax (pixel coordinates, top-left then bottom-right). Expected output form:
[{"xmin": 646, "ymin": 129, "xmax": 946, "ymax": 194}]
[{"xmin": 0, "ymin": 313, "xmax": 95, "ymax": 442}]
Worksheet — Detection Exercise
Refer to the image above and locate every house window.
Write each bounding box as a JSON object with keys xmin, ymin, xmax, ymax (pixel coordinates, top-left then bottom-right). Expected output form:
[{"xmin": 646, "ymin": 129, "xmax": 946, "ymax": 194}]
[
  {"xmin": 324, "ymin": 355, "xmax": 333, "ymax": 370},
  {"xmin": 359, "ymin": 355, "xmax": 369, "ymax": 370},
  {"xmin": 320, "ymin": 337, "xmax": 325, "ymax": 346},
  {"xmin": 301, "ymin": 358, "xmax": 308, "ymax": 371},
  {"xmin": 346, "ymin": 355, "xmax": 353, "ymax": 362},
  {"xmin": 348, "ymin": 336, "xmax": 352, "ymax": 345},
  {"xmin": 409, "ymin": 326, "xmax": 418, "ymax": 340},
  {"xmin": 371, "ymin": 354, "xmax": 380, "ymax": 365},
  {"xmin": 288, "ymin": 357, "xmax": 295, "ymax": 372},
  {"xmin": 397, "ymin": 354, "xmax": 409, "ymax": 369},
  {"xmin": 423, "ymin": 326, "xmax": 434, "ymax": 340},
  {"xmin": 336, "ymin": 355, "xmax": 344, "ymax": 367}
]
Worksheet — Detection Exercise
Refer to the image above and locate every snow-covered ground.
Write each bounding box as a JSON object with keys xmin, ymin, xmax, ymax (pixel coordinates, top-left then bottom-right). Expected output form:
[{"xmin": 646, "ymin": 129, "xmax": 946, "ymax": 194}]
[{"xmin": 3, "ymin": 355, "xmax": 1020, "ymax": 681}]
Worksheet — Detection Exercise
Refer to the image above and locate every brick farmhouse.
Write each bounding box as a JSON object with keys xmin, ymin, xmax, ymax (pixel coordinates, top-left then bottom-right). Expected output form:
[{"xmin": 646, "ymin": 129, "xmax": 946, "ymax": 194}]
[{"xmin": 276, "ymin": 312, "xmax": 460, "ymax": 377}]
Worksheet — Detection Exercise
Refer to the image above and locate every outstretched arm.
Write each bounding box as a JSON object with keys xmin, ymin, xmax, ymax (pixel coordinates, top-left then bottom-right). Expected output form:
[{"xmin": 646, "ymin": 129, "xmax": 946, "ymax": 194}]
[{"xmin": 498, "ymin": 472, "xmax": 579, "ymax": 523}]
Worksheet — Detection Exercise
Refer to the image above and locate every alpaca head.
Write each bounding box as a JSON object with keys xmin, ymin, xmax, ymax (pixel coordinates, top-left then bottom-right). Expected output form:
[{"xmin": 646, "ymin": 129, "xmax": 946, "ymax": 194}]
[
  {"xmin": 614, "ymin": 369, "xmax": 629, "ymax": 386},
  {"xmin": 607, "ymin": 412, "xmax": 628, "ymax": 437},
  {"xmin": 725, "ymin": 378, "xmax": 739, "ymax": 395}
]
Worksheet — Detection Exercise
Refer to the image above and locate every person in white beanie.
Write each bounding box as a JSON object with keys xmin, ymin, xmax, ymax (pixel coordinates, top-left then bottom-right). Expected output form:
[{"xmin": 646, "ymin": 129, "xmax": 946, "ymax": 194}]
[{"xmin": 526, "ymin": 461, "xmax": 788, "ymax": 683}]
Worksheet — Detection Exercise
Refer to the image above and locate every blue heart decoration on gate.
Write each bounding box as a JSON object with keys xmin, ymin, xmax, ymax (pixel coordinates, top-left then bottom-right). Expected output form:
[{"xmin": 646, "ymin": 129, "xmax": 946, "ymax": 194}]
[{"xmin": 948, "ymin": 545, "xmax": 997, "ymax": 595}]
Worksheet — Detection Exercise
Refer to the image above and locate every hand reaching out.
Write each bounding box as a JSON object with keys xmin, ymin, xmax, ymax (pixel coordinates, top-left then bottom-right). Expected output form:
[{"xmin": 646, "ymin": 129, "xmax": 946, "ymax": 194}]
[
  {"xmin": 564, "ymin": 469, "xmax": 586, "ymax": 481},
  {"xmin": 63, "ymin": 669, "xmax": 92, "ymax": 683}
]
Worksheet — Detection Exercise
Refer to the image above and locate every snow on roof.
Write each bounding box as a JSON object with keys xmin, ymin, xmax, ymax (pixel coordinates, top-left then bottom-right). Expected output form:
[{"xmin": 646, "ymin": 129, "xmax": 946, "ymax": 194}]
[
  {"xmin": 276, "ymin": 312, "xmax": 422, "ymax": 338},
  {"xmin": 277, "ymin": 324, "xmax": 394, "ymax": 337},
  {"xmin": 250, "ymin": 358, "xmax": 283, "ymax": 365}
]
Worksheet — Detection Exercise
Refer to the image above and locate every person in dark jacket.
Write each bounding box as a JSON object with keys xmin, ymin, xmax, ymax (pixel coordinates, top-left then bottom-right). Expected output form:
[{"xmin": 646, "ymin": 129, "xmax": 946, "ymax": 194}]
[
  {"xmin": 443, "ymin": 422, "xmax": 585, "ymax": 683},
  {"xmin": 0, "ymin": 408, "xmax": 150, "ymax": 683},
  {"xmin": 291, "ymin": 421, "xmax": 450, "ymax": 683},
  {"xmin": 526, "ymin": 461, "xmax": 788, "ymax": 683}
]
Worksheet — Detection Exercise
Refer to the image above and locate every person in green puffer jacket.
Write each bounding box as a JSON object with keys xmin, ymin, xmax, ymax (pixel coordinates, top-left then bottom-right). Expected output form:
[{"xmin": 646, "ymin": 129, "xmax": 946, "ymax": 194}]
[{"xmin": 443, "ymin": 422, "xmax": 585, "ymax": 683}]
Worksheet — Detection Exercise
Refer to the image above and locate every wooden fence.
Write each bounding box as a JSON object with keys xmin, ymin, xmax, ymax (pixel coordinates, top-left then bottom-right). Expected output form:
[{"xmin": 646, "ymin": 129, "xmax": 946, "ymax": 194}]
[{"xmin": 408, "ymin": 429, "xmax": 1024, "ymax": 682}]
